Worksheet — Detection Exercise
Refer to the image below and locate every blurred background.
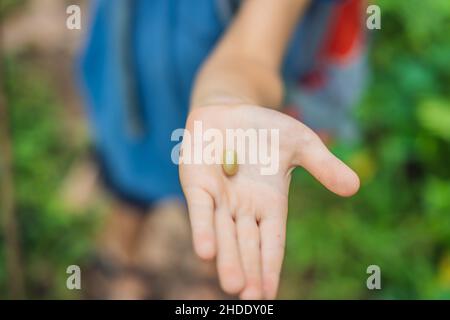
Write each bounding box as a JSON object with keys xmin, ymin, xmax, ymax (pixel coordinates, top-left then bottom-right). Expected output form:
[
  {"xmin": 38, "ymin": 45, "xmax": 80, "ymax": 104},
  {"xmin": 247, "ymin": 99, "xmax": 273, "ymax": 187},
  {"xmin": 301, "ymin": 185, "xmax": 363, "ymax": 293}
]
[{"xmin": 1, "ymin": 0, "xmax": 450, "ymax": 299}]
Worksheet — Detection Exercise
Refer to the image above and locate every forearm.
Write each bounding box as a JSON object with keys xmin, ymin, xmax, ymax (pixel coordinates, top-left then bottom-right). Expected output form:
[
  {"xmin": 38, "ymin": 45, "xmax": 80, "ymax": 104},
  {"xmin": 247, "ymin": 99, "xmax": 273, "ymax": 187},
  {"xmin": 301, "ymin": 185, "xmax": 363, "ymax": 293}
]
[{"xmin": 190, "ymin": 0, "xmax": 310, "ymax": 110}]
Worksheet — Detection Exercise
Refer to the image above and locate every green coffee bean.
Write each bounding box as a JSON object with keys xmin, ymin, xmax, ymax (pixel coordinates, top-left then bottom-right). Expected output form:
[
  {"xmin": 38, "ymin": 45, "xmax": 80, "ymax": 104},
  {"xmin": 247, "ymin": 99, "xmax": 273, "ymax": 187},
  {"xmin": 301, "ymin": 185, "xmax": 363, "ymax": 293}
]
[{"xmin": 222, "ymin": 150, "xmax": 238, "ymax": 176}]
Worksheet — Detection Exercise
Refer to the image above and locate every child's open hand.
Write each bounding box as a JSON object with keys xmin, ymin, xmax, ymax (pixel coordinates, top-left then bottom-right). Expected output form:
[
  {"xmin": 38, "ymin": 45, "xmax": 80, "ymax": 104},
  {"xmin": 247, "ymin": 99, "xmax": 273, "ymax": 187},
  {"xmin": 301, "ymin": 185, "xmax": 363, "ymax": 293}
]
[{"xmin": 179, "ymin": 105, "xmax": 359, "ymax": 299}]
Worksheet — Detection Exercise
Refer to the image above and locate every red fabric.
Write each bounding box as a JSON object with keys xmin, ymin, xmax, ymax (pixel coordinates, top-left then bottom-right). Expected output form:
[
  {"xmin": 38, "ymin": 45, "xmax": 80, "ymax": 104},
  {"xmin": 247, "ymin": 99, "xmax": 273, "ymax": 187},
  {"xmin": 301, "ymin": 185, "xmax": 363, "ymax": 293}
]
[
  {"xmin": 296, "ymin": 0, "xmax": 365, "ymax": 91},
  {"xmin": 299, "ymin": 69, "xmax": 326, "ymax": 90},
  {"xmin": 320, "ymin": 0, "xmax": 365, "ymax": 63}
]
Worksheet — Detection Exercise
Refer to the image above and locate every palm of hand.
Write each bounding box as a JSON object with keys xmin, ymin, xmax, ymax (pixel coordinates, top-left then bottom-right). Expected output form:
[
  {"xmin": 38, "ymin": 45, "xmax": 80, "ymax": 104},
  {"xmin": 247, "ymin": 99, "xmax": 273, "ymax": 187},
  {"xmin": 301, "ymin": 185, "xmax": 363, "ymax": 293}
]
[{"xmin": 179, "ymin": 105, "xmax": 359, "ymax": 299}]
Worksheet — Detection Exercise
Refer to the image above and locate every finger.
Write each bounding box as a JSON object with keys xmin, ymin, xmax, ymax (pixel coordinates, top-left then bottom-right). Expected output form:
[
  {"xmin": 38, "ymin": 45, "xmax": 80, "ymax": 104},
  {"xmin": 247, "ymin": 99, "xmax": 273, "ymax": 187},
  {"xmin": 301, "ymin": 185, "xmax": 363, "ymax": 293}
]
[
  {"xmin": 259, "ymin": 215, "xmax": 286, "ymax": 300},
  {"xmin": 216, "ymin": 206, "xmax": 245, "ymax": 294},
  {"xmin": 184, "ymin": 187, "xmax": 216, "ymax": 260},
  {"xmin": 236, "ymin": 215, "xmax": 263, "ymax": 300},
  {"xmin": 291, "ymin": 123, "xmax": 360, "ymax": 197}
]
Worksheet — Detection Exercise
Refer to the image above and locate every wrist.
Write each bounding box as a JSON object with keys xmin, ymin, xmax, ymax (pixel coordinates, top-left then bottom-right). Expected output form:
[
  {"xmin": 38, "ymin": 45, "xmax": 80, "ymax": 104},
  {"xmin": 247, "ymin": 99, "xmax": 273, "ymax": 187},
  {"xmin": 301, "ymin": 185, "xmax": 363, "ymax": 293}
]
[{"xmin": 190, "ymin": 57, "xmax": 284, "ymax": 111}]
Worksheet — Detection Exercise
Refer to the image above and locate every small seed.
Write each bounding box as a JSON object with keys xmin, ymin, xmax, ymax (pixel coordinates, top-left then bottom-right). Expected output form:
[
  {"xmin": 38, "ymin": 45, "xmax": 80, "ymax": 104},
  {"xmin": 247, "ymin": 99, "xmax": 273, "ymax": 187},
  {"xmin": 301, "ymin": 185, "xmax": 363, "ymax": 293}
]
[{"xmin": 222, "ymin": 150, "xmax": 238, "ymax": 176}]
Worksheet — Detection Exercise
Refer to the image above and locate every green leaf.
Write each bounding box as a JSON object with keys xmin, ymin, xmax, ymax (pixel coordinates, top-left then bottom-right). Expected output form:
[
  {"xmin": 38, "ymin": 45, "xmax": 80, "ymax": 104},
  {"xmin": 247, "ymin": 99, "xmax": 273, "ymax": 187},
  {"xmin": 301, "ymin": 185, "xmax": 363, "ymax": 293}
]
[{"xmin": 417, "ymin": 99, "xmax": 450, "ymax": 141}]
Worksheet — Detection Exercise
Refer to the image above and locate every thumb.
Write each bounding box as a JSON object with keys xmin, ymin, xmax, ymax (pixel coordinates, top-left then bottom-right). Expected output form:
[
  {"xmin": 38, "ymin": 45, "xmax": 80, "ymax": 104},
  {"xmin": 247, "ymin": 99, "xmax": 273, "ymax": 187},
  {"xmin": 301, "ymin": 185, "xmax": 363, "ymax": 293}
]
[{"xmin": 289, "ymin": 122, "xmax": 360, "ymax": 197}]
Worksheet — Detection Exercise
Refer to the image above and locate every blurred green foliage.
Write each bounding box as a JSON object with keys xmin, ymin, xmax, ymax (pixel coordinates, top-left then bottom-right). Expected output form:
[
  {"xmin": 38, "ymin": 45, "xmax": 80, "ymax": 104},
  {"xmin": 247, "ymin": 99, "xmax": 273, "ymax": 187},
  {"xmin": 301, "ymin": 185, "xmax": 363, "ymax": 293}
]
[
  {"xmin": 0, "ymin": 0, "xmax": 25, "ymax": 19},
  {"xmin": 282, "ymin": 0, "xmax": 450, "ymax": 299},
  {"xmin": 0, "ymin": 57, "xmax": 99, "ymax": 299}
]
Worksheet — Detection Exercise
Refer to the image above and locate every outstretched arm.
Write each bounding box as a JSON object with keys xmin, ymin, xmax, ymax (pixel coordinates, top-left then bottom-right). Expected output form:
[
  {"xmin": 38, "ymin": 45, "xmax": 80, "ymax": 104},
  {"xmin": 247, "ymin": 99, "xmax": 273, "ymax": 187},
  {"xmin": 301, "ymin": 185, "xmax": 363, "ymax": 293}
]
[{"xmin": 181, "ymin": 0, "xmax": 360, "ymax": 300}]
